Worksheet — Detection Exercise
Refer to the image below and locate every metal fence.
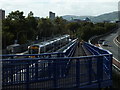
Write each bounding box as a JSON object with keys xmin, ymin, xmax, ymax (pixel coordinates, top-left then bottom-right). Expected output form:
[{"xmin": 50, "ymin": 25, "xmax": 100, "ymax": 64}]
[
  {"xmin": 1, "ymin": 42, "xmax": 112, "ymax": 89},
  {"xmin": 84, "ymin": 42, "xmax": 112, "ymax": 82}
]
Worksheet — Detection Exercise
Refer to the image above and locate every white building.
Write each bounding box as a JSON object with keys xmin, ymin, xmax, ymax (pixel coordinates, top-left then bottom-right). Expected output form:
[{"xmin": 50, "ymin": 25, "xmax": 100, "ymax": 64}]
[
  {"xmin": 0, "ymin": 9, "xmax": 5, "ymax": 20},
  {"xmin": 49, "ymin": 11, "xmax": 55, "ymax": 20}
]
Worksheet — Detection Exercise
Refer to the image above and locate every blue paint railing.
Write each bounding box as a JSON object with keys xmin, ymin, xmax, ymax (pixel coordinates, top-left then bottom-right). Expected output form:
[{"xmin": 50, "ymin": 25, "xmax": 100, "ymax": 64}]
[
  {"xmin": 1, "ymin": 55, "xmax": 112, "ymax": 89},
  {"xmin": 1, "ymin": 42, "xmax": 112, "ymax": 89},
  {"xmin": 84, "ymin": 42, "xmax": 112, "ymax": 82}
]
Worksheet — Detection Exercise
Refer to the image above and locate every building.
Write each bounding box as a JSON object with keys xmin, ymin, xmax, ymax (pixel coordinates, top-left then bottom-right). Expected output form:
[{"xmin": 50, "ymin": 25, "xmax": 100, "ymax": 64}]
[
  {"xmin": 0, "ymin": 9, "xmax": 5, "ymax": 20},
  {"xmin": 70, "ymin": 17, "xmax": 92, "ymax": 23},
  {"xmin": 83, "ymin": 17, "xmax": 91, "ymax": 22},
  {"xmin": 70, "ymin": 19, "xmax": 82, "ymax": 22},
  {"xmin": 49, "ymin": 11, "xmax": 55, "ymax": 20}
]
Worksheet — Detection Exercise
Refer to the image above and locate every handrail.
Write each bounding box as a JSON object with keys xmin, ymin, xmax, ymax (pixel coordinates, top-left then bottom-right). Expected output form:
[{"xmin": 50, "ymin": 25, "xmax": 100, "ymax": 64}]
[
  {"xmin": 84, "ymin": 42, "xmax": 112, "ymax": 55},
  {"xmin": 1, "ymin": 42, "xmax": 113, "ymax": 89},
  {"xmin": 1, "ymin": 54, "xmax": 111, "ymax": 61}
]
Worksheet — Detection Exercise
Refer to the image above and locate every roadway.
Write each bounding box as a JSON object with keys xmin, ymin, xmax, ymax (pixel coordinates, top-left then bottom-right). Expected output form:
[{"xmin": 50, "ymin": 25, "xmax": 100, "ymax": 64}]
[
  {"xmin": 99, "ymin": 28, "xmax": 120, "ymax": 62},
  {"xmin": 99, "ymin": 28, "xmax": 120, "ymax": 88}
]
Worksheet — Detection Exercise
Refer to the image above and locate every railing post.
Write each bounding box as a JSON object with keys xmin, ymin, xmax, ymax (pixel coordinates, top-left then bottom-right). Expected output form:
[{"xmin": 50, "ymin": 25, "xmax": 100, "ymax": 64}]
[
  {"xmin": 48, "ymin": 54, "xmax": 51, "ymax": 58},
  {"xmin": 97, "ymin": 56, "xmax": 103, "ymax": 88},
  {"xmin": 26, "ymin": 62, "xmax": 29, "ymax": 90},
  {"xmin": 10, "ymin": 57, "xmax": 14, "ymax": 85},
  {"xmin": 76, "ymin": 59, "xmax": 80, "ymax": 87},
  {"xmin": 35, "ymin": 61, "xmax": 38, "ymax": 81},
  {"xmin": 53, "ymin": 60, "xmax": 57, "ymax": 88},
  {"xmin": 57, "ymin": 53, "xmax": 62, "ymax": 77},
  {"xmin": 109, "ymin": 54, "xmax": 113, "ymax": 80},
  {"xmin": 88, "ymin": 58, "xmax": 92, "ymax": 84},
  {"xmin": 48, "ymin": 57, "xmax": 52, "ymax": 78}
]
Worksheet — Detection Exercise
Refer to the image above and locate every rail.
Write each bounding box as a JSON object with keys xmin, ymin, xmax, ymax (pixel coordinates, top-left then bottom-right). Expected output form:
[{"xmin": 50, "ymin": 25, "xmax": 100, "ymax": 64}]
[
  {"xmin": 84, "ymin": 42, "xmax": 112, "ymax": 82},
  {"xmin": 2, "ymin": 55, "xmax": 112, "ymax": 89}
]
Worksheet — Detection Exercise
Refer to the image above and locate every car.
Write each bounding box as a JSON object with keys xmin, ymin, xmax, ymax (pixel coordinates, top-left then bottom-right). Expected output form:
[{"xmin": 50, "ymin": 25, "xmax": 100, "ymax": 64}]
[
  {"xmin": 98, "ymin": 40, "xmax": 102, "ymax": 44},
  {"xmin": 102, "ymin": 41, "xmax": 108, "ymax": 46},
  {"xmin": 99, "ymin": 39, "xmax": 105, "ymax": 42},
  {"xmin": 98, "ymin": 39, "xmax": 105, "ymax": 44}
]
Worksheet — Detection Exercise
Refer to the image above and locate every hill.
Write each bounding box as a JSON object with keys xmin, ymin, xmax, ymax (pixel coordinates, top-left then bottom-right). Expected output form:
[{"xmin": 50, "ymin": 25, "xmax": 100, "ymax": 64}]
[{"xmin": 62, "ymin": 11, "xmax": 118, "ymax": 22}]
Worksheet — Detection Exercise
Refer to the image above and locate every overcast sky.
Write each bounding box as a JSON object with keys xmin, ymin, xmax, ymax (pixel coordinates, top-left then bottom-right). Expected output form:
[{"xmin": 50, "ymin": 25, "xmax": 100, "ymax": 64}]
[{"xmin": 0, "ymin": 0, "xmax": 119, "ymax": 17}]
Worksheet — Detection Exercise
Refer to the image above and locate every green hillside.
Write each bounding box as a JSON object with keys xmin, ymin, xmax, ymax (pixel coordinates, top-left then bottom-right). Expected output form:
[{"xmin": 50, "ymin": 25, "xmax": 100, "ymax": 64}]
[{"xmin": 62, "ymin": 11, "xmax": 118, "ymax": 22}]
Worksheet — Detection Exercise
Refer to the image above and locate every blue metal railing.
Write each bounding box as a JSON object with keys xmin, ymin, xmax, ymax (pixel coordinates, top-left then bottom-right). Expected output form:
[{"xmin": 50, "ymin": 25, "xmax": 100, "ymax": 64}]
[
  {"xmin": 1, "ymin": 42, "xmax": 112, "ymax": 89},
  {"xmin": 84, "ymin": 42, "xmax": 112, "ymax": 82},
  {"xmin": 1, "ymin": 55, "xmax": 112, "ymax": 89}
]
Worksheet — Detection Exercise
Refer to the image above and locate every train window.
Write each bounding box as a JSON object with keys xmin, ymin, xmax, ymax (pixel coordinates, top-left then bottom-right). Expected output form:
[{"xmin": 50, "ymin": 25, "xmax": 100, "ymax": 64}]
[
  {"xmin": 28, "ymin": 49, "xmax": 32, "ymax": 54},
  {"xmin": 46, "ymin": 45, "xmax": 50, "ymax": 52},
  {"xmin": 28, "ymin": 46, "xmax": 39, "ymax": 54},
  {"xmin": 40, "ymin": 47, "xmax": 45, "ymax": 53},
  {"xmin": 30, "ymin": 46, "xmax": 39, "ymax": 49},
  {"xmin": 28, "ymin": 48, "xmax": 39, "ymax": 54},
  {"xmin": 32, "ymin": 49, "xmax": 39, "ymax": 54}
]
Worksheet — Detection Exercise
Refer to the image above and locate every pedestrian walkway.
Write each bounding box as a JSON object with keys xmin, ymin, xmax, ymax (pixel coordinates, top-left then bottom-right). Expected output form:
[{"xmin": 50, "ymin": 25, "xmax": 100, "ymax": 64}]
[{"xmin": 74, "ymin": 42, "xmax": 91, "ymax": 56}]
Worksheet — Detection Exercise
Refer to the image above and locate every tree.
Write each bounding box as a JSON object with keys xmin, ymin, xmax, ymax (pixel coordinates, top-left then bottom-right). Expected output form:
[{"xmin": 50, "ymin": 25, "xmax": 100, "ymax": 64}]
[
  {"xmin": 93, "ymin": 26, "xmax": 105, "ymax": 35},
  {"xmin": 37, "ymin": 18, "xmax": 54, "ymax": 38},
  {"xmin": 104, "ymin": 23, "xmax": 116, "ymax": 32},
  {"xmin": 6, "ymin": 10, "xmax": 25, "ymax": 21},
  {"xmin": 28, "ymin": 11, "xmax": 34, "ymax": 18},
  {"xmin": 54, "ymin": 16, "xmax": 67, "ymax": 35},
  {"xmin": 5, "ymin": 10, "xmax": 27, "ymax": 44},
  {"xmin": 26, "ymin": 11, "xmax": 38, "ymax": 40},
  {"xmin": 2, "ymin": 31, "xmax": 14, "ymax": 49},
  {"xmin": 80, "ymin": 25, "xmax": 93, "ymax": 41},
  {"xmin": 66, "ymin": 22, "xmax": 80, "ymax": 34}
]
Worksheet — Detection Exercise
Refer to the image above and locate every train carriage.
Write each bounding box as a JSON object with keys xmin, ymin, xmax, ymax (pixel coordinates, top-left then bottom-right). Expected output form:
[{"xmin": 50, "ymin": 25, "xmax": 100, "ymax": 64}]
[{"xmin": 28, "ymin": 35, "xmax": 70, "ymax": 56}]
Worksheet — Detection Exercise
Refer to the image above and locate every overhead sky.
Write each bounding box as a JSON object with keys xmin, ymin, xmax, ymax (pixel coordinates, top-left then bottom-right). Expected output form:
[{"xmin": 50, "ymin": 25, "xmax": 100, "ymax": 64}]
[{"xmin": 0, "ymin": 0, "xmax": 119, "ymax": 17}]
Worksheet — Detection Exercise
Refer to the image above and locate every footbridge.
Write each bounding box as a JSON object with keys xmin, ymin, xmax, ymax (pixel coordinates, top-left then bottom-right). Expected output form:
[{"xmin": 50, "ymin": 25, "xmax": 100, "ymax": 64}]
[{"xmin": 1, "ymin": 41, "xmax": 112, "ymax": 89}]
